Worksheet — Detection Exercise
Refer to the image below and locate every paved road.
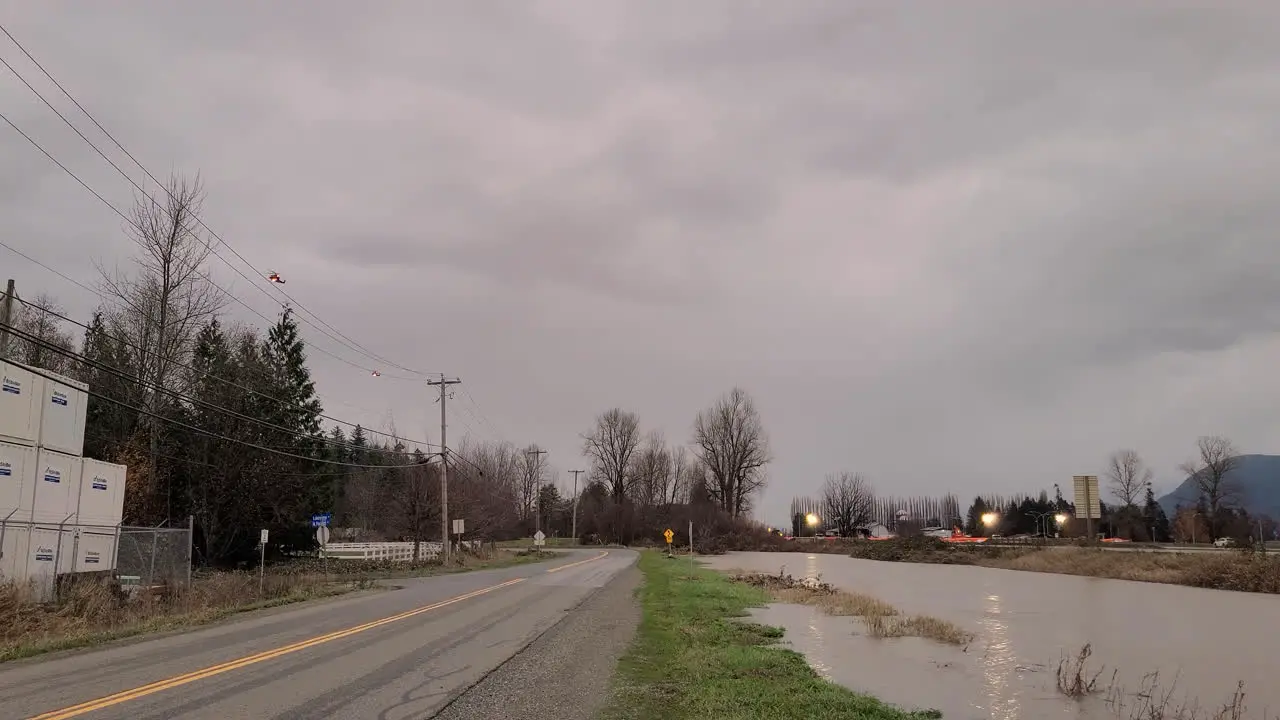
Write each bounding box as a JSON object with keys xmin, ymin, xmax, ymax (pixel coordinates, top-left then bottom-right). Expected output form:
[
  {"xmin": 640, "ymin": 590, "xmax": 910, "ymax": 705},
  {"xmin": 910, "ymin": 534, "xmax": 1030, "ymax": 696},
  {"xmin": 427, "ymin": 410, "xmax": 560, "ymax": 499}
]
[{"xmin": 1, "ymin": 549, "xmax": 638, "ymax": 720}]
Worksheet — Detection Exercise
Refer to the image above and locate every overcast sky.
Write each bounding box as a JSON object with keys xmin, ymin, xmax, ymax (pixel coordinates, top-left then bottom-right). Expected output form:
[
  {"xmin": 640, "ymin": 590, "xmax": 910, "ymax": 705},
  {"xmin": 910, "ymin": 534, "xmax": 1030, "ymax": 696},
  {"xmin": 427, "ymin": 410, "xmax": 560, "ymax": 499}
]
[{"xmin": 4, "ymin": 1, "xmax": 1279, "ymax": 526}]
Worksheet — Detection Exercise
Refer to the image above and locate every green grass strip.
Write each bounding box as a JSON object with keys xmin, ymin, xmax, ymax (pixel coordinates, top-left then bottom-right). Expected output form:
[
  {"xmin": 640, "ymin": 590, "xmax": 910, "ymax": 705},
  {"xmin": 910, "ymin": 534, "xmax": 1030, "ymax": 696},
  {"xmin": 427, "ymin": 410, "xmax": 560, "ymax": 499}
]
[{"xmin": 604, "ymin": 551, "xmax": 941, "ymax": 720}]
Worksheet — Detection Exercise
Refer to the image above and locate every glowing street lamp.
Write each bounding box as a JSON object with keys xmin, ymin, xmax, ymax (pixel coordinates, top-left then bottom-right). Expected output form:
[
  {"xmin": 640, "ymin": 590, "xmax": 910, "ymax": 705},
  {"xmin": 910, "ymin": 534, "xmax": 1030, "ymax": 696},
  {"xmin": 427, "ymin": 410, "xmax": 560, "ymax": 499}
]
[
  {"xmin": 981, "ymin": 512, "xmax": 999, "ymax": 527},
  {"xmin": 805, "ymin": 513, "xmax": 820, "ymax": 527},
  {"xmin": 1054, "ymin": 513, "xmax": 1068, "ymax": 526}
]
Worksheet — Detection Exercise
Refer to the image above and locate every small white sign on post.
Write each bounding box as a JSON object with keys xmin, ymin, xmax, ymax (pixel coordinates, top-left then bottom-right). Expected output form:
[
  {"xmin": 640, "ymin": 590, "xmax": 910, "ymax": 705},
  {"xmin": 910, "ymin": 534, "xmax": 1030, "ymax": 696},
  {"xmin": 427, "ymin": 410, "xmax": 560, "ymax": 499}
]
[
  {"xmin": 533, "ymin": 530, "xmax": 546, "ymax": 547},
  {"xmin": 315, "ymin": 526, "xmax": 330, "ymax": 546},
  {"xmin": 452, "ymin": 519, "xmax": 465, "ymax": 536},
  {"xmin": 260, "ymin": 529, "xmax": 269, "ymax": 545}
]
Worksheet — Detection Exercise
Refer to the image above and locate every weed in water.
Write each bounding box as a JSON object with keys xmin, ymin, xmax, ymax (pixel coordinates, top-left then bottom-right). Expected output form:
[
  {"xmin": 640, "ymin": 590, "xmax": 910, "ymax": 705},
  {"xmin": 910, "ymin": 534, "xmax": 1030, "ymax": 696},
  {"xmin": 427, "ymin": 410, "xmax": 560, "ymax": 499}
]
[{"xmin": 728, "ymin": 569, "xmax": 973, "ymax": 646}]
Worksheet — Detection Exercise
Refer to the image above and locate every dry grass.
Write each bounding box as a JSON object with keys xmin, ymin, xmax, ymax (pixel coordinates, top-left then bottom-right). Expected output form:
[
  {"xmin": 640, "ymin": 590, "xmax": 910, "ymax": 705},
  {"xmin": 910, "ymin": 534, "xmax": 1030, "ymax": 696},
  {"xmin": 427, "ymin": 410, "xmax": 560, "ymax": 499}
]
[
  {"xmin": 1052, "ymin": 643, "xmax": 1272, "ymax": 720},
  {"xmin": 0, "ymin": 548, "xmax": 552, "ymax": 663},
  {"xmin": 0, "ymin": 571, "xmax": 354, "ymax": 662},
  {"xmin": 727, "ymin": 569, "xmax": 974, "ymax": 647}
]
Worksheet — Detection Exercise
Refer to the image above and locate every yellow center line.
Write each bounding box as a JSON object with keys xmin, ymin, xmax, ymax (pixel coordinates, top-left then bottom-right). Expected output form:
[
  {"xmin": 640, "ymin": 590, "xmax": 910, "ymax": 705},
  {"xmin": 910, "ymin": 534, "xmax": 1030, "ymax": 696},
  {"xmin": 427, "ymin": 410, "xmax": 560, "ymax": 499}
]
[
  {"xmin": 28, "ymin": 577, "xmax": 526, "ymax": 720},
  {"xmin": 545, "ymin": 550, "xmax": 609, "ymax": 573}
]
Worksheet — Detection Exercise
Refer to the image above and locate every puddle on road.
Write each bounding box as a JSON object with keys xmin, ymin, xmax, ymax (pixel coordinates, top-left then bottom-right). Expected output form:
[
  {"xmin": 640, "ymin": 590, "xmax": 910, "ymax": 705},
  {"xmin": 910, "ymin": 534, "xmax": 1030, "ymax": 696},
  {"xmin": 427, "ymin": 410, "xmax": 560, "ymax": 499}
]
[{"xmin": 748, "ymin": 602, "xmax": 1105, "ymax": 720}]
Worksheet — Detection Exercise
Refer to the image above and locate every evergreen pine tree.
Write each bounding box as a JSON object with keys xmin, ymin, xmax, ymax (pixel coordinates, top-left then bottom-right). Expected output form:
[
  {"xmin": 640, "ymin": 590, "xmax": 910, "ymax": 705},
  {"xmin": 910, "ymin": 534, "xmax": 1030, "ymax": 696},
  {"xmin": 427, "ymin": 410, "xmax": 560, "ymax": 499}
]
[
  {"xmin": 1144, "ymin": 485, "xmax": 1172, "ymax": 542},
  {"xmin": 263, "ymin": 308, "xmax": 328, "ymax": 523},
  {"xmin": 81, "ymin": 309, "xmax": 139, "ymax": 460}
]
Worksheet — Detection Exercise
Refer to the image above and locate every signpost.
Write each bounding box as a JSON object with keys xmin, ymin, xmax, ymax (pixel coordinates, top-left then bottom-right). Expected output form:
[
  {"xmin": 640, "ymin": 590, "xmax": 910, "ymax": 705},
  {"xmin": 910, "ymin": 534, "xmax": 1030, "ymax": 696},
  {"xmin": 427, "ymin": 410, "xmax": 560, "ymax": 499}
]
[
  {"xmin": 315, "ymin": 525, "xmax": 330, "ymax": 574},
  {"xmin": 311, "ymin": 513, "xmax": 332, "ymax": 528},
  {"xmin": 452, "ymin": 519, "xmax": 465, "ymax": 553},
  {"xmin": 663, "ymin": 528, "xmax": 674, "ymax": 556},
  {"xmin": 533, "ymin": 530, "xmax": 546, "ymax": 547},
  {"xmin": 258, "ymin": 529, "xmax": 268, "ymax": 595},
  {"xmin": 1072, "ymin": 475, "xmax": 1101, "ymax": 540}
]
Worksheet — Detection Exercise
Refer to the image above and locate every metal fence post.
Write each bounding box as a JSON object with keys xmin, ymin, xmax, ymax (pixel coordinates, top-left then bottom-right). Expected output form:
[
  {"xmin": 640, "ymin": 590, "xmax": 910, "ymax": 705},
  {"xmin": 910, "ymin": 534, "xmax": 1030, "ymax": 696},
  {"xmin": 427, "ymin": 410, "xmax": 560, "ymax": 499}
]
[
  {"xmin": 186, "ymin": 515, "xmax": 194, "ymax": 588},
  {"xmin": 0, "ymin": 509, "xmax": 15, "ymax": 569},
  {"xmin": 147, "ymin": 529, "xmax": 159, "ymax": 589},
  {"xmin": 110, "ymin": 524, "xmax": 121, "ymax": 578},
  {"xmin": 53, "ymin": 513, "xmax": 74, "ymax": 602}
]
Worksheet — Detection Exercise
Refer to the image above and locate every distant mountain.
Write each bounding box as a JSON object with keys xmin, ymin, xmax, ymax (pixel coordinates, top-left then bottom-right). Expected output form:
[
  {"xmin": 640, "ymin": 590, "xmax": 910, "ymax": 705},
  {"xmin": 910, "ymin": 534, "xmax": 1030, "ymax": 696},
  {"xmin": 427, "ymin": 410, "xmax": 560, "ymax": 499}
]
[{"xmin": 1157, "ymin": 454, "xmax": 1280, "ymax": 520}]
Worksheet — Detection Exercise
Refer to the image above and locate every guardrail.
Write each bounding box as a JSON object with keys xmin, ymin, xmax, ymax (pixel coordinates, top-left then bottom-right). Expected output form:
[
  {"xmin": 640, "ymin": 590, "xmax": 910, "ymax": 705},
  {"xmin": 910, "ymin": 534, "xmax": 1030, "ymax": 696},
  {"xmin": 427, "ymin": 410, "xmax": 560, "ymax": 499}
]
[{"xmin": 323, "ymin": 541, "xmax": 483, "ymax": 562}]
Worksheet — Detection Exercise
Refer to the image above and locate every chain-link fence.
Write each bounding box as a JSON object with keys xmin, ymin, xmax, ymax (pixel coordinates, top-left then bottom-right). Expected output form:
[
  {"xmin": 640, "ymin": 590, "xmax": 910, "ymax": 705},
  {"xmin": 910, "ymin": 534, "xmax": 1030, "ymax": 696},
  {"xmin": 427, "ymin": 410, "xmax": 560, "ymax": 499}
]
[
  {"xmin": 0, "ymin": 517, "xmax": 192, "ymax": 602},
  {"xmin": 116, "ymin": 525, "xmax": 192, "ymax": 589}
]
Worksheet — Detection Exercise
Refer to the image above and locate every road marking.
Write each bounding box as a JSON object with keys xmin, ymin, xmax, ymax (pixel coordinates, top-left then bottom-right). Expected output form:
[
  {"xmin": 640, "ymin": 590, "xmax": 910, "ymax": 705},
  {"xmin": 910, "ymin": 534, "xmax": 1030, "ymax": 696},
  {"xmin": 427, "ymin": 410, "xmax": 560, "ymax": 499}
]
[
  {"xmin": 28, "ymin": 577, "xmax": 526, "ymax": 720},
  {"xmin": 545, "ymin": 550, "xmax": 609, "ymax": 573}
]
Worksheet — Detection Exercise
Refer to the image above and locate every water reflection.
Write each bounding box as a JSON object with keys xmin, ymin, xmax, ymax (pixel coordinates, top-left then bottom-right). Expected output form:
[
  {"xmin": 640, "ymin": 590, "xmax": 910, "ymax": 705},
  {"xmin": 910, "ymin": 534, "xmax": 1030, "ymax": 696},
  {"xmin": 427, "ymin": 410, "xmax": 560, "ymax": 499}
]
[{"xmin": 980, "ymin": 592, "xmax": 1019, "ymax": 719}]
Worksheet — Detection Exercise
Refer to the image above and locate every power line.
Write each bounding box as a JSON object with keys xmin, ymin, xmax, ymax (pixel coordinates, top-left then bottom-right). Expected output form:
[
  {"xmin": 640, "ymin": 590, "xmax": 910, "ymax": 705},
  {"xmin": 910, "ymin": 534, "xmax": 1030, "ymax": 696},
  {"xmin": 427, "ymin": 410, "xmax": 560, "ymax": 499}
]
[
  {"xmin": 12, "ymin": 356, "xmax": 423, "ymax": 470},
  {"xmin": 0, "ymin": 282, "xmax": 434, "ymax": 448},
  {"xmin": 0, "ymin": 25, "xmax": 430, "ymax": 377},
  {"xmin": 0, "ymin": 107, "xmax": 421, "ymax": 381},
  {"xmin": 1, "ymin": 319, "xmax": 438, "ymax": 459},
  {"xmin": 82, "ymin": 429, "xmax": 421, "ymax": 480}
]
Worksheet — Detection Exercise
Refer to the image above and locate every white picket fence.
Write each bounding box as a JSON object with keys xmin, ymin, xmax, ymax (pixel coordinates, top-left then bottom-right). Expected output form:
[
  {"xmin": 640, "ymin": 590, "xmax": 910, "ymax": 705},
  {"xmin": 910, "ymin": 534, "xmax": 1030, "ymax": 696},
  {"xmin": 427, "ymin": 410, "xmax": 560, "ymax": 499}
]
[{"xmin": 324, "ymin": 541, "xmax": 482, "ymax": 563}]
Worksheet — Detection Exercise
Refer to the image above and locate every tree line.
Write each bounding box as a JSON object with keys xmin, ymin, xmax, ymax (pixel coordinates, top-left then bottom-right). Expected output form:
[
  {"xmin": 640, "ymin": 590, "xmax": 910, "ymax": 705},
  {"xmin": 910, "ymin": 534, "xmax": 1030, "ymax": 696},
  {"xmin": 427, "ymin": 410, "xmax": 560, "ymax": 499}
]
[{"xmin": 2, "ymin": 174, "xmax": 778, "ymax": 565}]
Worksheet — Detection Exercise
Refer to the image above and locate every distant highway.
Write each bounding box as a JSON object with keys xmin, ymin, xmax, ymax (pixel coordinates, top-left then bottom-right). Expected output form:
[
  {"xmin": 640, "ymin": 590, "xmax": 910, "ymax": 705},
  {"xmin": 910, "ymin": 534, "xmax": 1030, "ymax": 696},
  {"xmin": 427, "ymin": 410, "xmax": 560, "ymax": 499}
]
[{"xmin": 1, "ymin": 549, "xmax": 639, "ymax": 720}]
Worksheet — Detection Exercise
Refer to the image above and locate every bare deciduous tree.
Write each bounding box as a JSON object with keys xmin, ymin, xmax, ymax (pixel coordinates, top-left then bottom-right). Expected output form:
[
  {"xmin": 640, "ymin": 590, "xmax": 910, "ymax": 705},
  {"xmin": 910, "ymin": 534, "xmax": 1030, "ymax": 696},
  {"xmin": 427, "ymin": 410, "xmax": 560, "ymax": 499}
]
[
  {"xmin": 96, "ymin": 174, "xmax": 225, "ymax": 521},
  {"xmin": 1106, "ymin": 449, "xmax": 1153, "ymax": 508},
  {"xmin": 821, "ymin": 471, "xmax": 874, "ymax": 537},
  {"xmin": 1178, "ymin": 435, "xmax": 1243, "ymax": 539},
  {"xmin": 6, "ymin": 292, "xmax": 76, "ymax": 374},
  {"xmin": 97, "ymin": 174, "xmax": 225, "ymax": 410},
  {"xmin": 519, "ymin": 444, "xmax": 547, "ymax": 519},
  {"xmin": 582, "ymin": 408, "xmax": 641, "ymax": 501},
  {"xmin": 630, "ymin": 431, "xmax": 671, "ymax": 508},
  {"xmin": 667, "ymin": 445, "xmax": 691, "ymax": 506},
  {"xmin": 692, "ymin": 387, "xmax": 771, "ymax": 517}
]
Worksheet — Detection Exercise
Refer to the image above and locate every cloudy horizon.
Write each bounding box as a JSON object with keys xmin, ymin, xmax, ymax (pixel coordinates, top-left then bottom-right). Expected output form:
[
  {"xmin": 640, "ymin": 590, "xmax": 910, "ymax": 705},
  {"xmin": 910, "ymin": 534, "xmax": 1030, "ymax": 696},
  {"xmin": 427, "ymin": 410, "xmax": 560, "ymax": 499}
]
[{"xmin": 4, "ymin": 1, "xmax": 1279, "ymax": 526}]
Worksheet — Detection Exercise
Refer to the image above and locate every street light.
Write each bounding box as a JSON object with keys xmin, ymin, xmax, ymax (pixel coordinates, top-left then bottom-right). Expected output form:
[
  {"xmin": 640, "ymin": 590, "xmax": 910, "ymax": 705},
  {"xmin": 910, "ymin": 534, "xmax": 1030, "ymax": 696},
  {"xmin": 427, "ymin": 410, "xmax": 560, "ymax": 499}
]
[
  {"xmin": 1026, "ymin": 510, "xmax": 1054, "ymax": 537},
  {"xmin": 805, "ymin": 513, "xmax": 819, "ymax": 527},
  {"xmin": 1054, "ymin": 513, "xmax": 1068, "ymax": 526},
  {"xmin": 981, "ymin": 512, "xmax": 998, "ymax": 536}
]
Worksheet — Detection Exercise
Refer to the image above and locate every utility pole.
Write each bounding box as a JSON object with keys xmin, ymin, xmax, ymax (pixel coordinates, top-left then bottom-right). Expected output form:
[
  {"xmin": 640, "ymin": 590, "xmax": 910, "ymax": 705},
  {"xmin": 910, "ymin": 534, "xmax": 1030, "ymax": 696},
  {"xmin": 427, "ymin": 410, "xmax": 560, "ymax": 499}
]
[
  {"xmin": 427, "ymin": 374, "xmax": 461, "ymax": 563},
  {"xmin": 526, "ymin": 448, "xmax": 547, "ymax": 535},
  {"xmin": 568, "ymin": 469, "xmax": 584, "ymax": 542},
  {"xmin": 0, "ymin": 279, "xmax": 15, "ymax": 358}
]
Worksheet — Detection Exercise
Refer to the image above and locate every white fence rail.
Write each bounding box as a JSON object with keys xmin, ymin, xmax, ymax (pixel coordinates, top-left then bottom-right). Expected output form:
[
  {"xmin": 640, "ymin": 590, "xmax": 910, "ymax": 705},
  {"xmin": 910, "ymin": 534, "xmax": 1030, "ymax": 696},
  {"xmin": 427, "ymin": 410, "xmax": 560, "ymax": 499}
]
[{"xmin": 324, "ymin": 541, "xmax": 482, "ymax": 563}]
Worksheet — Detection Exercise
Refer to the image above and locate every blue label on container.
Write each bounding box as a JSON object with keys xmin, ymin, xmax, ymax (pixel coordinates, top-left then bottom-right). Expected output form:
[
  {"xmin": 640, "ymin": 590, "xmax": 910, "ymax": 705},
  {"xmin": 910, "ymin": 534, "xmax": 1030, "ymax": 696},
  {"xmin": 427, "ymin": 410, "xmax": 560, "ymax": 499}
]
[
  {"xmin": 1, "ymin": 377, "xmax": 19, "ymax": 394},
  {"xmin": 0, "ymin": 463, "xmax": 10, "ymax": 477},
  {"xmin": 43, "ymin": 468, "xmax": 60, "ymax": 483},
  {"xmin": 51, "ymin": 390, "xmax": 68, "ymax": 406},
  {"xmin": 85, "ymin": 552, "xmax": 100, "ymax": 564},
  {"xmin": 92, "ymin": 478, "xmax": 108, "ymax": 490},
  {"xmin": 34, "ymin": 547, "xmax": 54, "ymax": 562}
]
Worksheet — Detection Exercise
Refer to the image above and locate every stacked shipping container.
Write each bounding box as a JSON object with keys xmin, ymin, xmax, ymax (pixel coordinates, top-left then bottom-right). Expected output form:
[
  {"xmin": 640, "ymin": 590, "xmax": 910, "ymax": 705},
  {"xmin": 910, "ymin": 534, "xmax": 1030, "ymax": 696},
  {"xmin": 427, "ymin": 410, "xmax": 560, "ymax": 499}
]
[{"xmin": 0, "ymin": 359, "xmax": 127, "ymax": 592}]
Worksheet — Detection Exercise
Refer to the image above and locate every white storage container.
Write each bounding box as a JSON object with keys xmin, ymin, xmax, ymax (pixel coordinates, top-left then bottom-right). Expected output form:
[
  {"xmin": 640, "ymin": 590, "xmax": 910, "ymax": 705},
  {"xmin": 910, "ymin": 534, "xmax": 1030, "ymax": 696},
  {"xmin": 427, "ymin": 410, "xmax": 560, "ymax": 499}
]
[
  {"xmin": 0, "ymin": 525, "xmax": 29, "ymax": 583},
  {"xmin": 70, "ymin": 528, "xmax": 118, "ymax": 573},
  {"xmin": 77, "ymin": 458, "xmax": 126, "ymax": 526},
  {"xmin": 37, "ymin": 367, "xmax": 88, "ymax": 457},
  {"xmin": 0, "ymin": 360, "xmax": 43, "ymax": 447},
  {"xmin": 24, "ymin": 526, "xmax": 71, "ymax": 601},
  {"xmin": 0, "ymin": 441, "xmax": 35, "ymax": 522},
  {"xmin": 31, "ymin": 448, "xmax": 82, "ymax": 523}
]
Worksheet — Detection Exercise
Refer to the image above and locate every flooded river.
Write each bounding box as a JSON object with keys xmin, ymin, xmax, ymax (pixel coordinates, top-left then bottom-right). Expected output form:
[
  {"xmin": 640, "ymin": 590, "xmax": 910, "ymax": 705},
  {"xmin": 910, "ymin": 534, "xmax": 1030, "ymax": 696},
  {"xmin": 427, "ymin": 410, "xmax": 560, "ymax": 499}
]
[{"xmin": 704, "ymin": 552, "xmax": 1280, "ymax": 720}]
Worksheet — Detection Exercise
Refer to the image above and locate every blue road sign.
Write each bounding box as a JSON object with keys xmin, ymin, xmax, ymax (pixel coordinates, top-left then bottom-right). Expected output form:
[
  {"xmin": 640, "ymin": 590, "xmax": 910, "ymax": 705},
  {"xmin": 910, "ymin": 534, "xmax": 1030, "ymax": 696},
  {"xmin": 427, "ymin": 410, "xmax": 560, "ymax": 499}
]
[{"xmin": 311, "ymin": 513, "xmax": 332, "ymax": 528}]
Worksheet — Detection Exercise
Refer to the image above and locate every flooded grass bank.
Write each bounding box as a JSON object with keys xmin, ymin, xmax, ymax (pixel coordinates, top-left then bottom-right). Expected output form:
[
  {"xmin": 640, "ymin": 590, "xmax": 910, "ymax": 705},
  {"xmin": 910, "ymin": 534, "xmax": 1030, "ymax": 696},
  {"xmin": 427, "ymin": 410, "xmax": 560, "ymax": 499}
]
[
  {"xmin": 727, "ymin": 569, "xmax": 973, "ymax": 646},
  {"xmin": 604, "ymin": 552, "xmax": 941, "ymax": 720}
]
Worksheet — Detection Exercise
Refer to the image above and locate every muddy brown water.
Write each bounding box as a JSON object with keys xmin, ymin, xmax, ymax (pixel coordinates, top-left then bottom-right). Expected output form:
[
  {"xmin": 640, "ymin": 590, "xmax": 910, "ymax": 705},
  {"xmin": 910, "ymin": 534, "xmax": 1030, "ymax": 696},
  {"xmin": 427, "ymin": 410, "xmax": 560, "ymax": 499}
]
[{"xmin": 704, "ymin": 552, "xmax": 1280, "ymax": 720}]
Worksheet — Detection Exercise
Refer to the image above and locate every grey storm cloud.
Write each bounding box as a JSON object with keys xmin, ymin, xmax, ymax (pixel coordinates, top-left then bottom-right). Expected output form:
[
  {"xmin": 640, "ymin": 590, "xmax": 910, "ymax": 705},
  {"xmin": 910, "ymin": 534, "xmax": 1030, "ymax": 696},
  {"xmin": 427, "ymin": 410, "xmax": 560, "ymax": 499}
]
[{"xmin": 4, "ymin": 1, "xmax": 1280, "ymax": 524}]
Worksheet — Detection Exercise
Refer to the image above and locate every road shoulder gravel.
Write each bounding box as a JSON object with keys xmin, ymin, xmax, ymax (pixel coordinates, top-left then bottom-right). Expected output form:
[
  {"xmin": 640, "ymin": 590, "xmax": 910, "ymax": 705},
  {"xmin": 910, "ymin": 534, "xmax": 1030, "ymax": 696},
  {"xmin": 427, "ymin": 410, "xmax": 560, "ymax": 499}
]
[{"xmin": 432, "ymin": 563, "xmax": 642, "ymax": 720}]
